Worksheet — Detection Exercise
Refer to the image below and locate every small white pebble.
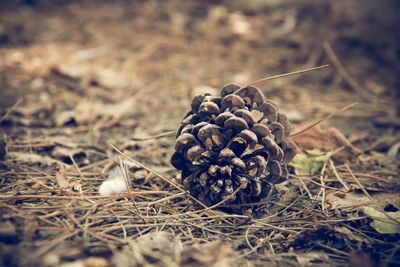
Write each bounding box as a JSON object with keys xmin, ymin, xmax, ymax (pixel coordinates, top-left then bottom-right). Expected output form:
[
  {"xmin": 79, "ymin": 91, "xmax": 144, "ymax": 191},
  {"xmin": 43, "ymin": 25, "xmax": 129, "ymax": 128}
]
[
  {"xmin": 229, "ymin": 12, "xmax": 251, "ymax": 35},
  {"xmin": 98, "ymin": 167, "xmax": 127, "ymax": 196}
]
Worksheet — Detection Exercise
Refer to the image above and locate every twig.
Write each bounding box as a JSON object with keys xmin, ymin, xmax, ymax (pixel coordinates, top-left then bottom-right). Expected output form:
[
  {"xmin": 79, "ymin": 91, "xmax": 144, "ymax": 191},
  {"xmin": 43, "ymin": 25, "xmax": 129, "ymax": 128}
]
[
  {"xmin": 69, "ymin": 154, "xmax": 84, "ymax": 181},
  {"xmin": 32, "ymin": 232, "xmax": 78, "ymax": 258},
  {"xmin": 310, "ymin": 240, "xmax": 349, "ymax": 256},
  {"xmin": 323, "ymin": 41, "xmax": 377, "ymax": 102},
  {"xmin": 292, "ymin": 174, "xmax": 347, "ymax": 192},
  {"xmin": 147, "ymin": 191, "xmax": 187, "ymax": 206},
  {"xmin": 131, "ymin": 130, "xmax": 177, "ymax": 141},
  {"xmin": 296, "ymin": 176, "xmax": 313, "ymax": 199},
  {"xmin": 110, "ymin": 209, "xmax": 128, "ymax": 241},
  {"xmin": 251, "ymin": 221, "xmax": 298, "ymax": 234},
  {"xmin": 245, "ymin": 223, "xmax": 256, "ymax": 252},
  {"xmin": 290, "ymin": 102, "xmax": 358, "ymax": 137},
  {"xmin": 0, "ymin": 97, "xmax": 23, "ymax": 123},
  {"xmin": 2, "ymin": 162, "xmax": 51, "ymax": 177},
  {"xmin": 109, "ymin": 144, "xmax": 211, "ymax": 211},
  {"xmin": 256, "ymin": 198, "xmax": 300, "ymax": 222},
  {"xmin": 35, "ymin": 226, "xmax": 128, "ymax": 243},
  {"xmin": 8, "ymin": 143, "xmax": 56, "ymax": 148},
  {"xmin": 319, "ymin": 161, "xmax": 328, "ymax": 213},
  {"xmin": 329, "ymin": 159, "xmax": 350, "ymax": 192},
  {"xmin": 119, "ymin": 157, "xmax": 145, "ymax": 223},
  {"xmin": 202, "ymin": 186, "xmax": 242, "ymax": 212},
  {"xmin": 80, "ymin": 158, "xmax": 113, "ymax": 171},
  {"xmin": 0, "ymin": 191, "xmax": 171, "ymax": 200},
  {"xmin": 234, "ymin": 65, "xmax": 329, "ymax": 94}
]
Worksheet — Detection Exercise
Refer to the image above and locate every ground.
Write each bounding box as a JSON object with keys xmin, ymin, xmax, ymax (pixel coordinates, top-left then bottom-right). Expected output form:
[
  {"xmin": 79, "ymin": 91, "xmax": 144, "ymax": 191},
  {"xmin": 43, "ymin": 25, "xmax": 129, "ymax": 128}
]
[{"xmin": 0, "ymin": 0, "xmax": 399, "ymax": 266}]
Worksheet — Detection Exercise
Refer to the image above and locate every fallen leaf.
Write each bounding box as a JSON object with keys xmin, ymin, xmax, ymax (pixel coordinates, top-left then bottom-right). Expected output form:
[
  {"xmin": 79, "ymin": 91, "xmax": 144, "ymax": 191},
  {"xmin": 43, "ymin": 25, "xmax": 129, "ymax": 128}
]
[
  {"xmin": 363, "ymin": 207, "xmax": 400, "ymax": 234},
  {"xmin": 327, "ymin": 191, "xmax": 400, "ymax": 212},
  {"xmin": 333, "ymin": 226, "xmax": 364, "ymax": 242},
  {"xmin": 291, "ymin": 125, "xmax": 362, "ymax": 162},
  {"xmin": 326, "ymin": 191, "xmax": 370, "ymax": 211}
]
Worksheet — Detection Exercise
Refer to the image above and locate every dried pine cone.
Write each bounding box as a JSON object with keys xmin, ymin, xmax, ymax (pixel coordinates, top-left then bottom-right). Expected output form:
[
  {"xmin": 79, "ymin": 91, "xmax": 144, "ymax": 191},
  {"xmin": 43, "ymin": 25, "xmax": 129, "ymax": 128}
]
[{"xmin": 171, "ymin": 84, "xmax": 297, "ymax": 213}]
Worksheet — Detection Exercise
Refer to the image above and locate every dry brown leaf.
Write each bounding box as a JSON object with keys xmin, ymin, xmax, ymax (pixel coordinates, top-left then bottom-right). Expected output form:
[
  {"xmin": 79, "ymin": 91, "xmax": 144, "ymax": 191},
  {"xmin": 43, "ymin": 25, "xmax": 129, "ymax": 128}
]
[
  {"xmin": 326, "ymin": 190, "xmax": 367, "ymax": 211},
  {"xmin": 291, "ymin": 125, "xmax": 362, "ymax": 162}
]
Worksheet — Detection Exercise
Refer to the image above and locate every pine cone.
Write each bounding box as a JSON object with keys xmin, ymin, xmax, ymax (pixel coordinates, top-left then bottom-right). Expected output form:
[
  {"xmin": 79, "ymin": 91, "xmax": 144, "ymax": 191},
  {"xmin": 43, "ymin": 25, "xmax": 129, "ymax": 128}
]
[{"xmin": 171, "ymin": 84, "xmax": 297, "ymax": 213}]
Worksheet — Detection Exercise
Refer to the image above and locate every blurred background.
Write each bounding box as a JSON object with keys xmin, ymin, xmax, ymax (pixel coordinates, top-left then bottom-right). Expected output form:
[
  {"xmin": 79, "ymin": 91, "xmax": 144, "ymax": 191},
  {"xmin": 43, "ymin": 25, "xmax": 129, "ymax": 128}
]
[{"xmin": 0, "ymin": 0, "xmax": 399, "ymax": 147}]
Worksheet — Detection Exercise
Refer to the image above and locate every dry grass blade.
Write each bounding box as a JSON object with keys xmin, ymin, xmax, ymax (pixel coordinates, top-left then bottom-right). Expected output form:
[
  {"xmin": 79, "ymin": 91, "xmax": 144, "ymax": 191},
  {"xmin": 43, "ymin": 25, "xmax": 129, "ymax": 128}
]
[
  {"xmin": 296, "ymin": 176, "xmax": 313, "ymax": 199},
  {"xmin": 32, "ymin": 232, "xmax": 78, "ymax": 258},
  {"xmin": 323, "ymin": 41, "xmax": 380, "ymax": 102},
  {"xmin": 329, "ymin": 159, "xmax": 350, "ymax": 192},
  {"xmin": 310, "ymin": 240, "xmax": 350, "ymax": 256},
  {"xmin": 234, "ymin": 65, "xmax": 329, "ymax": 94},
  {"xmin": 319, "ymin": 161, "xmax": 328, "ymax": 213},
  {"xmin": 109, "ymin": 144, "xmax": 211, "ymax": 211},
  {"xmin": 290, "ymin": 102, "xmax": 358, "ymax": 137},
  {"xmin": 131, "ymin": 130, "xmax": 177, "ymax": 141},
  {"xmin": 0, "ymin": 97, "xmax": 23, "ymax": 123},
  {"xmin": 345, "ymin": 164, "xmax": 400, "ymax": 225},
  {"xmin": 0, "ymin": 192, "xmax": 171, "ymax": 200},
  {"xmin": 202, "ymin": 186, "xmax": 242, "ymax": 212},
  {"xmin": 118, "ymin": 157, "xmax": 145, "ymax": 222}
]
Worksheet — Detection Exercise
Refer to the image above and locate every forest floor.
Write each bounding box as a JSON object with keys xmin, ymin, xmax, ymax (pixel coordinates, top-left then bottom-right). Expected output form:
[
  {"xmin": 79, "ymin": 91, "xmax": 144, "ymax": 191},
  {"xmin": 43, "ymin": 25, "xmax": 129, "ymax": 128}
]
[{"xmin": 0, "ymin": 1, "xmax": 399, "ymax": 266}]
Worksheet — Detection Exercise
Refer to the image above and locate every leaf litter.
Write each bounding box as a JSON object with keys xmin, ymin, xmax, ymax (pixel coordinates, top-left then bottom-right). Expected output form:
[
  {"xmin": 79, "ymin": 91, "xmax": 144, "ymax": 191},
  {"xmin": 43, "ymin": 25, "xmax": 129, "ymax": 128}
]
[{"xmin": 0, "ymin": 1, "xmax": 399, "ymax": 266}]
